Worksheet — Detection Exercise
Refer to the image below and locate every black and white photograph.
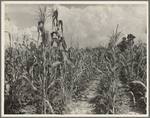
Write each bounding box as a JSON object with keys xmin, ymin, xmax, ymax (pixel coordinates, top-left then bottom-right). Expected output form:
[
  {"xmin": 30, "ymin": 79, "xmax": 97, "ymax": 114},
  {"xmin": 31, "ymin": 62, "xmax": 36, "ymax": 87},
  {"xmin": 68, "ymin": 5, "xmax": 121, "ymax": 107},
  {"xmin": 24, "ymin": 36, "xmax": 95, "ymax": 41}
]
[{"xmin": 1, "ymin": 1, "xmax": 149, "ymax": 116}]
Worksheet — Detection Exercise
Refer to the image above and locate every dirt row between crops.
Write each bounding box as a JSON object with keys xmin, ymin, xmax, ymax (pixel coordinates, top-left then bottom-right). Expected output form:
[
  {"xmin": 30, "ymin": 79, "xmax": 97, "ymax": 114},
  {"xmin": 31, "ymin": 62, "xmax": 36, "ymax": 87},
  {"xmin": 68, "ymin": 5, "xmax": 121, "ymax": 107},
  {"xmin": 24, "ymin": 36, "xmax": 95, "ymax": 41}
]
[
  {"xmin": 65, "ymin": 77, "xmax": 100, "ymax": 114},
  {"xmin": 66, "ymin": 76, "xmax": 145, "ymax": 115}
]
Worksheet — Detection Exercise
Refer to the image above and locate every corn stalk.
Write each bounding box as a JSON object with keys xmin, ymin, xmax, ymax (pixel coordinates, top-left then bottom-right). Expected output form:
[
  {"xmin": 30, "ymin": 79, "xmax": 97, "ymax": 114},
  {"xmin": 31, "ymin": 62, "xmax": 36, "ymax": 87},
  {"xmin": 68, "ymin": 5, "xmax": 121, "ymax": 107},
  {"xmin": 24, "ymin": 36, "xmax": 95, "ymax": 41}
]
[
  {"xmin": 42, "ymin": 44, "xmax": 46, "ymax": 114},
  {"xmin": 108, "ymin": 24, "xmax": 123, "ymax": 114}
]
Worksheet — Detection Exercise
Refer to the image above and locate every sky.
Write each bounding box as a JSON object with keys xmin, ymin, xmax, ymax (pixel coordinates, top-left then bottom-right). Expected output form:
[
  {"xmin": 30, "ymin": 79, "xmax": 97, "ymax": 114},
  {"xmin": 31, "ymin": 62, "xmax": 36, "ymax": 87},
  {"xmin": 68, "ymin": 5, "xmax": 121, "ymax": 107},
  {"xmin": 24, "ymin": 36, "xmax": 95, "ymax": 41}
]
[{"xmin": 4, "ymin": 3, "xmax": 148, "ymax": 48}]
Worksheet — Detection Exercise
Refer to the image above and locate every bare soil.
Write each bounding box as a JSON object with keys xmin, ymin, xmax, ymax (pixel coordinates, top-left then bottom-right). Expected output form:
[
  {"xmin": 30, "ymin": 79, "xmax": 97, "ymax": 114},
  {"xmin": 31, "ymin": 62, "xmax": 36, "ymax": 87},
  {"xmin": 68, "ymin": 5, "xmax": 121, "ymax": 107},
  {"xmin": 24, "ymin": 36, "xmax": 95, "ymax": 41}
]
[{"xmin": 66, "ymin": 77, "xmax": 146, "ymax": 115}]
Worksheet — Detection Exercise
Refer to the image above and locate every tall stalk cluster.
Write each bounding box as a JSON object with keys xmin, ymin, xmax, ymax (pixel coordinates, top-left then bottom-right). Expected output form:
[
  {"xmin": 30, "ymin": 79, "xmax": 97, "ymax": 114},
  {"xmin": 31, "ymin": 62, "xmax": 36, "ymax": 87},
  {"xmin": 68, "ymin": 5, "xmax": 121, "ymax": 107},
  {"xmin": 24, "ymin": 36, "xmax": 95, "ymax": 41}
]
[{"xmin": 91, "ymin": 25, "xmax": 147, "ymax": 114}]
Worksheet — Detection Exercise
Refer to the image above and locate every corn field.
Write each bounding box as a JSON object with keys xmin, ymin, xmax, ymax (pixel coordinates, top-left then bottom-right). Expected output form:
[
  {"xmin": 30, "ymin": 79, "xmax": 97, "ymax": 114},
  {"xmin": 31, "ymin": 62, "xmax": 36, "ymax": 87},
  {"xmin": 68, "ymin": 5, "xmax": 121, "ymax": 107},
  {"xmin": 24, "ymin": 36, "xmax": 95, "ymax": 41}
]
[{"xmin": 4, "ymin": 4, "xmax": 147, "ymax": 115}]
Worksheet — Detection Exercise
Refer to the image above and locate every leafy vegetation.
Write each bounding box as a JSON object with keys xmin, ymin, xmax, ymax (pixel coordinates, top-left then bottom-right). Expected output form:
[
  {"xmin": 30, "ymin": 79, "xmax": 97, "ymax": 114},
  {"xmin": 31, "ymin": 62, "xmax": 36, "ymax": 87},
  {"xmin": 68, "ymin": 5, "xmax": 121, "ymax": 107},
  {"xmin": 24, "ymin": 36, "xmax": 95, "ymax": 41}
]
[
  {"xmin": 4, "ymin": 6, "xmax": 147, "ymax": 114},
  {"xmin": 89, "ymin": 25, "xmax": 147, "ymax": 114}
]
